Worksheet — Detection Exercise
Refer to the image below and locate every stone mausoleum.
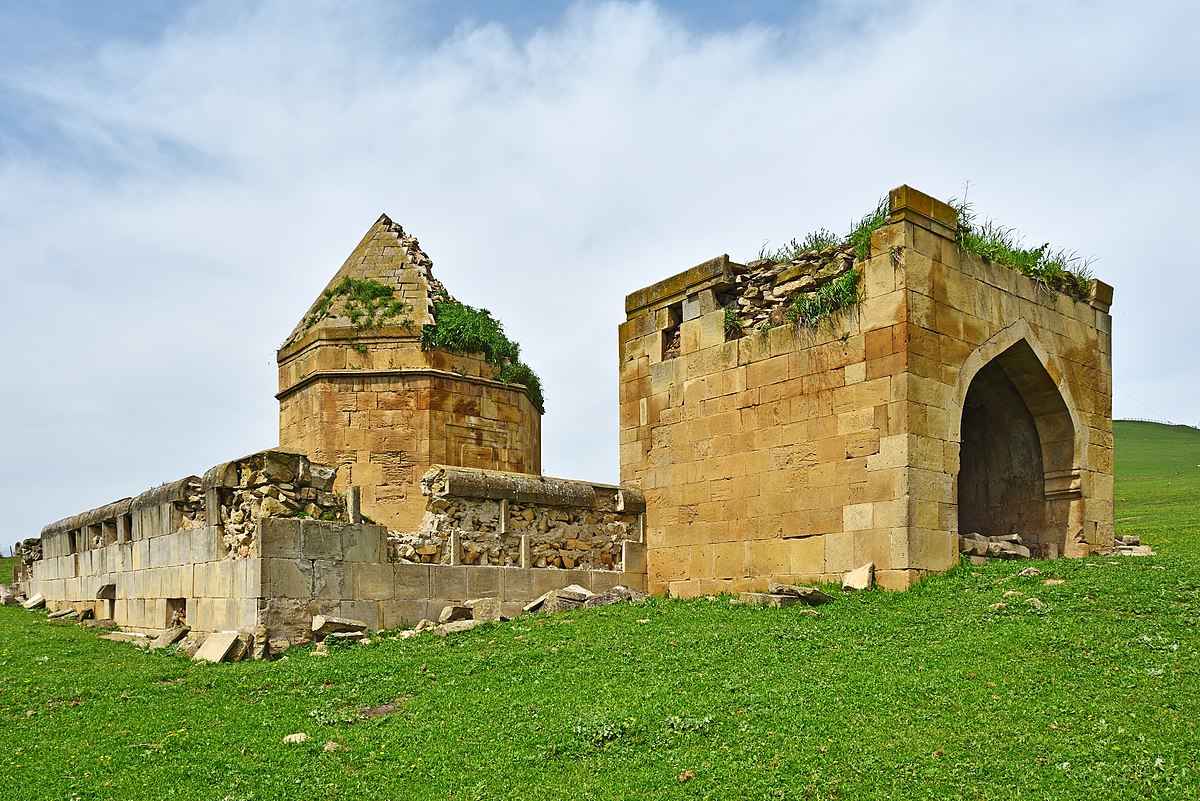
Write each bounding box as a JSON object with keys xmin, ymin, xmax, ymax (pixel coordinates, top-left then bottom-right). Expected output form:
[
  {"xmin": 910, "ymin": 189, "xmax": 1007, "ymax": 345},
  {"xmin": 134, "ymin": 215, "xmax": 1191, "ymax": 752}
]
[{"xmin": 15, "ymin": 185, "xmax": 1114, "ymax": 642}]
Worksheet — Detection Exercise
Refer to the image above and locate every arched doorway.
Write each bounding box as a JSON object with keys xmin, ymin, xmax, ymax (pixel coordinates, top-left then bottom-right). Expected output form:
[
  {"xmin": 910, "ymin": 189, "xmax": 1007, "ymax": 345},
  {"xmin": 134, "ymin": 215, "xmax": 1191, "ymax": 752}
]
[{"xmin": 957, "ymin": 339, "xmax": 1077, "ymax": 556}]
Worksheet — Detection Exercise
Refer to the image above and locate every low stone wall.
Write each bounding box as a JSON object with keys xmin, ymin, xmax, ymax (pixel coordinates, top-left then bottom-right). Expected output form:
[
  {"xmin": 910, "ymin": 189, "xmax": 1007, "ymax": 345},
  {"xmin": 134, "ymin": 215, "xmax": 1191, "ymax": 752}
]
[
  {"xmin": 27, "ymin": 449, "xmax": 350, "ymax": 636},
  {"xmin": 388, "ymin": 466, "xmax": 646, "ymax": 572},
  {"xmin": 259, "ymin": 516, "xmax": 647, "ymax": 643}
]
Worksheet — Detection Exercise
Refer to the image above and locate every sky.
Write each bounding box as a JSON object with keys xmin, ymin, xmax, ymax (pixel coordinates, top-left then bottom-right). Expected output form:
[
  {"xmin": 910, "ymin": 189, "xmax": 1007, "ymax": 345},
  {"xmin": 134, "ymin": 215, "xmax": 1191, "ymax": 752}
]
[{"xmin": 1, "ymin": 0, "xmax": 1196, "ymax": 547}]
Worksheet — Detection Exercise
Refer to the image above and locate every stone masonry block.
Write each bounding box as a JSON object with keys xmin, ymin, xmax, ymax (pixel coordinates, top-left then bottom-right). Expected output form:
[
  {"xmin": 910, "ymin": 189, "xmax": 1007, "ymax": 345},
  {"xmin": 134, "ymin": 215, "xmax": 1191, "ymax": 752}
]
[
  {"xmin": 262, "ymin": 558, "xmax": 314, "ymax": 599},
  {"xmin": 259, "ymin": 519, "xmax": 303, "ymax": 558},
  {"xmin": 429, "ymin": 566, "xmax": 469, "ymax": 603},
  {"xmin": 393, "ymin": 563, "xmax": 431, "ymax": 599},
  {"xmin": 302, "ymin": 521, "xmax": 345, "ymax": 560},
  {"xmin": 311, "ymin": 559, "xmax": 347, "ymax": 599},
  {"xmin": 352, "ymin": 562, "xmax": 395, "ymax": 600}
]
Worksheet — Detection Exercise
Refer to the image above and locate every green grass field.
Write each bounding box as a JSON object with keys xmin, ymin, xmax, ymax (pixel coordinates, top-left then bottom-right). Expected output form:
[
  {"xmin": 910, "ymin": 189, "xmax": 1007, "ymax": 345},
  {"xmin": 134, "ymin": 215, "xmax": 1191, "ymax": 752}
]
[{"xmin": 1, "ymin": 421, "xmax": 1197, "ymax": 800}]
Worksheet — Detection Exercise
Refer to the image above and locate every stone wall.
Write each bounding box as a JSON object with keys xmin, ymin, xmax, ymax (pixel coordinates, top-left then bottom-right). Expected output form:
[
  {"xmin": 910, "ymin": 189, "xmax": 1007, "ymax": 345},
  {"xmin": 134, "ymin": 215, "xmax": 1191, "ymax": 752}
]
[
  {"xmin": 389, "ymin": 466, "xmax": 646, "ymax": 571},
  {"xmin": 619, "ymin": 185, "xmax": 1113, "ymax": 595},
  {"xmin": 27, "ymin": 450, "xmax": 353, "ymax": 636}
]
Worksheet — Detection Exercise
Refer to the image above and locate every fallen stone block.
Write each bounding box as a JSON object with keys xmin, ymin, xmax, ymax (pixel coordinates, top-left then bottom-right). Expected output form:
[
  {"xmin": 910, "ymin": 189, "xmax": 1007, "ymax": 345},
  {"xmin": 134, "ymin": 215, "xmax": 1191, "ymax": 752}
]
[
  {"xmin": 522, "ymin": 591, "xmax": 552, "ymax": 614},
  {"xmin": 326, "ymin": 630, "xmax": 367, "ymax": 642},
  {"xmin": 227, "ymin": 631, "xmax": 253, "ymax": 662},
  {"xmin": 583, "ymin": 585, "xmax": 645, "ymax": 607},
  {"xmin": 48, "ymin": 608, "xmax": 78, "ymax": 620},
  {"xmin": 311, "ymin": 615, "xmax": 368, "ymax": 640},
  {"xmin": 21, "ymin": 593, "xmax": 45, "ymax": 610},
  {"xmin": 282, "ymin": 732, "xmax": 309, "ymax": 744},
  {"xmin": 465, "ymin": 597, "xmax": 502, "ymax": 622},
  {"xmin": 100, "ymin": 631, "xmax": 149, "ymax": 644},
  {"xmin": 842, "ymin": 563, "xmax": 875, "ymax": 591},
  {"xmin": 1017, "ymin": 567, "xmax": 1041, "ymax": 577},
  {"xmin": 193, "ymin": 631, "xmax": 241, "ymax": 663},
  {"xmin": 435, "ymin": 619, "xmax": 478, "ymax": 636},
  {"xmin": 438, "ymin": 605, "xmax": 473, "ymax": 624},
  {"xmin": 557, "ymin": 584, "xmax": 595, "ymax": 603},
  {"xmin": 768, "ymin": 583, "xmax": 834, "ymax": 606},
  {"xmin": 149, "ymin": 625, "xmax": 191, "ymax": 651},
  {"xmin": 413, "ymin": 618, "xmax": 437, "ymax": 633},
  {"xmin": 737, "ymin": 592, "xmax": 801, "ymax": 609}
]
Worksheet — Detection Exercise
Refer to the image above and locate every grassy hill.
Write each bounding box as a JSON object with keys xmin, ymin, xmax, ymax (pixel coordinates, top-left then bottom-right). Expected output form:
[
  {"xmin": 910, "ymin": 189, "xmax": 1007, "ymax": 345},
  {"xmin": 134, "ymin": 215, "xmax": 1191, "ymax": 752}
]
[{"xmin": 1, "ymin": 422, "xmax": 1197, "ymax": 800}]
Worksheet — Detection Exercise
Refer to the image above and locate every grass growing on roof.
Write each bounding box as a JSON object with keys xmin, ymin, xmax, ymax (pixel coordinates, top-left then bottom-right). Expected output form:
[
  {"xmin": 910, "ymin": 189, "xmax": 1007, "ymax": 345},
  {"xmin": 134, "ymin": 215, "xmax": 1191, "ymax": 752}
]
[
  {"xmin": 2, "ymin": 422, "xmax": 1197, "ymax": 800},
  {"xmin": 951, "ymin": 193, "xmax": 1095, "ymax": 301},
  {"xmin": 420, "ymin": 299, "xmax": 545, "ymax": 414},
  {"xmin": 786, "ymin": 267, "xmax": 862, "ymax": 329}
]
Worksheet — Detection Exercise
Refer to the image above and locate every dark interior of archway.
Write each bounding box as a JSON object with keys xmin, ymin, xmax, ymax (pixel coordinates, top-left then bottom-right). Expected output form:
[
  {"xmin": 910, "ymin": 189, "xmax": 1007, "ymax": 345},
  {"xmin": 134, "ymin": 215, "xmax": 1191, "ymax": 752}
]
[{"xmin": 958, "ymin": 359, "xmax": 1047, "ymax": 541}]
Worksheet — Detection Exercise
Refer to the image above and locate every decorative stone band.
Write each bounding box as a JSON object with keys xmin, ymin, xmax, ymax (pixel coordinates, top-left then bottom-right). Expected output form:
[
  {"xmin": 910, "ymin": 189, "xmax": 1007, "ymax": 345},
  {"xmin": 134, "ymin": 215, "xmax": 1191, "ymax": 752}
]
[
  {"xmin": 274, "ymin": 367, "xmax": 538, "ymax": 403},
  {"xmin": 388, "ymin": 466, "xmax": 647, "ymax": 572}
]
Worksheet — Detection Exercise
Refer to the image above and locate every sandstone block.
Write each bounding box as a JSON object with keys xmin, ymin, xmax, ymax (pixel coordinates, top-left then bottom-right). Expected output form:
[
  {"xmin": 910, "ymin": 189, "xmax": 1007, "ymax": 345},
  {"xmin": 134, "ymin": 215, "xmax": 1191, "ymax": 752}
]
[
  {"xmin": 842, "ymin": 563, "xmax": 875, "ymax": 591},
  {"xmin": 193, "ymin": 631, "xmax": 240, "ymax": 663}
]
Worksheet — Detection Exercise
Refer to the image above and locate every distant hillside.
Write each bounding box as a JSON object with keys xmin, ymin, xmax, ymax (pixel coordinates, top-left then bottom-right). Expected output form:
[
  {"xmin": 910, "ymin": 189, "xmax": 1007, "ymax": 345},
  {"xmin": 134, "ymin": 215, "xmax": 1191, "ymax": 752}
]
[{"xmin": 1114, "ymin": 419, "xmax": 1200, "ymax": 559}]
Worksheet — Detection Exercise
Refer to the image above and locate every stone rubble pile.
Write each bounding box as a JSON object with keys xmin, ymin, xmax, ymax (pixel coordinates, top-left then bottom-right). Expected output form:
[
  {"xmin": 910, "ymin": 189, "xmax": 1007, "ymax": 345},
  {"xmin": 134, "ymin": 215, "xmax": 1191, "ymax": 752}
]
[
  {"xmin": 1100, "ymin": 534, "xmax": 1156, "ymax": 556},
  {"xmin": 737, "ymin": 582, "xmax": 836, "ymax": 608},
  {"xmin": 727, "ymin": 244, "xmax": 859, "ymax": 334},
  {"xmin": 959, "ymin": 532, "xmax": 1034, "ymax": 561},
  {"xmin": 214, "ymin": 452, "xmax": 345, "ymax": 559}
]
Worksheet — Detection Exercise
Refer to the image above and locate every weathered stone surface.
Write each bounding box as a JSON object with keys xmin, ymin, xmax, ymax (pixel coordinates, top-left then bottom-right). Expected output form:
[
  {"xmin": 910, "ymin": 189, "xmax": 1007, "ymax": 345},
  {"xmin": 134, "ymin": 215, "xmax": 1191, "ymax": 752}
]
[
  {"xmin": 737, "ymin": 592, "xmax": 801, "ymax": 608},
  {"xmin": 435, "ymin": 619, "xmax": 478, "ymax": 636},
  {"xmin": 312, "ymin": 615, "xmax": 368, "ymax": 640},
  {"xmin": 283, "ymin": 733, "xmax": 309, "ymax": 744},
  {"xmin": 227, "ymin": 631, "xmax": 253, "ymax": 662},
  {"xmin": 583, "ymin": 585, "xmax": 646, "ymax": 607},
  {"xmin": 48, "ymin": 608, "xmax": 77, "ymax": 620},
  {"xmin": 438, "ymin": 605, "xmax": 473, "ymax": 624},
  {"xmin": 768, "ymin": 583, "xmax": 834, "ymax": 606},
  {"xmin": 465, "ymin": 597, "xmax": 502, "ymax": 622},
  {"xmin": 21, "ymin": 593, "xmax": 45, "ymax": 610},
  {"xmin": 193, "ymin": 631, "xmax": 240, "ymax": 663},
  {"xmin": 1017, "ymin": 567, "xmax": 1042, "ymax": 577},
  {"xmin": 842, "ymin": 563, "xmax": 875, "ymax": 591},
  {"xmin": 149, "ymin": 625, "xmax": 191, "ymax": 650},
  {"xmin": 252, "ymin": 625, "xmax": 270, "ymax": 660}
]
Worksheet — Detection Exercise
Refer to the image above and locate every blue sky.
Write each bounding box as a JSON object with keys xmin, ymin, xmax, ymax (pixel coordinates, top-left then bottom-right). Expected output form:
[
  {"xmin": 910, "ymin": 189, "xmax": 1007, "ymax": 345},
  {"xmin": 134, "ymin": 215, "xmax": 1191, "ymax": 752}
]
[{"xmin": 1, "ymin": 0, "xmax": 1197, "ymax": 545}]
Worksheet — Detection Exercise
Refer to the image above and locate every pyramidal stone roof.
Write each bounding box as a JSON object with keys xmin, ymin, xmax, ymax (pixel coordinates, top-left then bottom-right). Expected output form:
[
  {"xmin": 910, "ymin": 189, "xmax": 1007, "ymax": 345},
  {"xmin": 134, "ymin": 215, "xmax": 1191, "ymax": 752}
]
[{"xmin": 281, "ymin": 214, "xmax": 452, "ymax": 349}]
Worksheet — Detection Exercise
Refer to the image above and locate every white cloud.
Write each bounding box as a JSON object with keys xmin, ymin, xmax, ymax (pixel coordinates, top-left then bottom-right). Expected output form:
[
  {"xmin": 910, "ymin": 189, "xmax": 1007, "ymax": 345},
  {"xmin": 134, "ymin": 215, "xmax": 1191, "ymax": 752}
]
[{"xmin": 1, "ymin": 0, "xmax": 1197, "ymax": 544}]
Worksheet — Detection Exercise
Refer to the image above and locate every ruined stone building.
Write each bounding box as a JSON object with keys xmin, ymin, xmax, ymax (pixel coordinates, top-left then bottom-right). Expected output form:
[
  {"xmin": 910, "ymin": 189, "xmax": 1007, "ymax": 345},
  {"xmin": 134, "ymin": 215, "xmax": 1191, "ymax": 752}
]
[{"xmin": 16, "ymin": 185, "xmax": 1114, "ymax": 641}]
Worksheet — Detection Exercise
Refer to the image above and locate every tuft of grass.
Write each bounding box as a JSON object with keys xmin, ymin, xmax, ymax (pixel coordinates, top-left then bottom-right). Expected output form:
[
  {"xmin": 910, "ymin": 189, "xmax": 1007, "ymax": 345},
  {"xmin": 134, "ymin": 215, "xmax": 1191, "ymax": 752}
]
[
  {"xmin": 421, "ymin": 300, "xmax": 545, "ymax": 414},
  {"xmin": 950, "ymin": 193, "xmax": 1095, "ymax": 301},
  {"xmin": 722, "ymin": 306, "xmax": 743, "ymax": 338},
  {"xmin": 303, "ymin": 276, "xmax": 410, "ymax": 334},
  {"xmin": 844, "ymin": 196, "xmax": 890, "ymax": 262},
  {"xmin": 786, "ymin": 268, "xmax": 862, "ymax": 329},
  {"xmin": 758, "ymin": 228, "xmax": 839, "ymax": 263}
]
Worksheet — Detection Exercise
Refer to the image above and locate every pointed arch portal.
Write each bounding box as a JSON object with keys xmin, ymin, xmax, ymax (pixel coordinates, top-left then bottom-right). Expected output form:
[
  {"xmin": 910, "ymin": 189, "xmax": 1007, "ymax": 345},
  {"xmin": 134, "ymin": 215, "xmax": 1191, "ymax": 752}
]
[{"xmin": 957, "ymin": 338, "xmax": 1080, "ymax": 555}]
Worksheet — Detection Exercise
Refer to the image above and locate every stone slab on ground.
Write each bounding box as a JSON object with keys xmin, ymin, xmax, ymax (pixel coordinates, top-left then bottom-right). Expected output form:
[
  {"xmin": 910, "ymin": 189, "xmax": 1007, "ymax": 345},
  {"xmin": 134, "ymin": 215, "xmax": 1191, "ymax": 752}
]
[
  {"xmin": 466, "ymin": 597, "xmax": 502, "ymax": 622},
  {"xmin": 737, "ymin": 592, "xmax": 802, "ymax": 608},
  {"xmin": 193, "ymin": 631, "xmax": 240, "ymax": 663},
  {"xmin": 435, "ymin": 619, "xmax": 478, "ymax": 636},
  {"xmin": 583, "ymin": 585, "xmax": 645, "ymax": 607},
  {"xmin": 768, "ymin": 583, "xmax": 834, "ymax": 605},
  {"xmin": 438, "ymin": 604, "xmax": 473, "ymax": 624},
  {"xmin": 312, "ymin": 615, "xmax": 368, "ymax": 640},
  {"xmin": 150, "ymin": 625, "xmax": 191, "ymax": 651},
  {"xmin": 99, "ymin": 631, "xmax": 149, "ymax": 644},
  {"xmin": 21, "ymin": 593, "xmax": 45, "ymax": 610},
  {"xmin": 842, "ymin": 563, "xmax": 875, "ymax": 591}
]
